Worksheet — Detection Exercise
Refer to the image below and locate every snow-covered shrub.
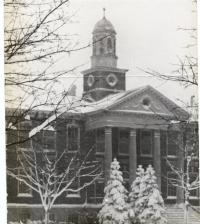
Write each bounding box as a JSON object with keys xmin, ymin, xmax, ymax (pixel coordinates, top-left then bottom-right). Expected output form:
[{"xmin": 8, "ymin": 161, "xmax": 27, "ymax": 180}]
[
  {"xmin": 129, "ymin": 165, "xmax": 167, "ymax": 224},
  {"xmin": 98, "ymin": 158, "xmax": 130, "ymax": 224}
]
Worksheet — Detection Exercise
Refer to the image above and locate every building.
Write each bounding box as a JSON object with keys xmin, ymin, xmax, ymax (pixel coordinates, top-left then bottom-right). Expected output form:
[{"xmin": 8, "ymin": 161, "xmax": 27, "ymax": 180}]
[{"xmin": 6, "ymin": 12, "xmax": 199, "ymax": 224}]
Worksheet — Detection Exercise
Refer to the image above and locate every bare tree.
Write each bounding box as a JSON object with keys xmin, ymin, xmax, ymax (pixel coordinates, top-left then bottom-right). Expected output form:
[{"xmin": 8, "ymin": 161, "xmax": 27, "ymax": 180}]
[
  {"xmin": 7, "ymin": 144, "xmax": 102, "ymax": 224},
  {"xmin": 167, "ymin": 156, "xmax": 199, "ymax": 224},
  {"xmin": 4, "ymin": 0, "xmax": 111, "ymax": 149},
  {"xmin": 5, "ymin": 0, "xmax": 87, "ymax": 146},
  {"xmin": 166, "ymin": 121, "xmax": 199, "ymax": 224},
  {"xmin": 140, "ymin": 1, "xmax": 197, "ymax": 87}
]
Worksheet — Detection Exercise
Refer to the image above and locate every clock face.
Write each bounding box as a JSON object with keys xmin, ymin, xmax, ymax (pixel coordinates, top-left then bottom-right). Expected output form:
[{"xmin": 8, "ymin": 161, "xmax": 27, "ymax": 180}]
[
  {"xmin": 106, "ymin": 73, "xmax": 118, "ymax": 87},
  {"xmin": 87, "ymin": 74, "xmax": 94, "ymax": 87}
]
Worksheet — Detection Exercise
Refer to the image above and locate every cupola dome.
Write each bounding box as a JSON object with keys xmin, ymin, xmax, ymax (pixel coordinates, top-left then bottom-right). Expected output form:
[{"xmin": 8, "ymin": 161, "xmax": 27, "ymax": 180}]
[{"xmin": 93, "ymin": 9, "xmax": 116, "ymax": 34}]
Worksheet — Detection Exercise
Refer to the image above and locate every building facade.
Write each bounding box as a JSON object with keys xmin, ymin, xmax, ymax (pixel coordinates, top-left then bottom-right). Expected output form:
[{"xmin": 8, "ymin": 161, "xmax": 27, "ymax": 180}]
[{"xmin": 6, "ymin": 13, "xmax": 199, "ymax": 224}]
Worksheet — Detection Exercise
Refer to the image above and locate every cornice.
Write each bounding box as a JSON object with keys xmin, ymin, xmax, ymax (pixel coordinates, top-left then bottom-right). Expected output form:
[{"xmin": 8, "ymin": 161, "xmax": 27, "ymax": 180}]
[{"xmin": 82, "ymin": 66, "xmax": 128, "ymax": 75}]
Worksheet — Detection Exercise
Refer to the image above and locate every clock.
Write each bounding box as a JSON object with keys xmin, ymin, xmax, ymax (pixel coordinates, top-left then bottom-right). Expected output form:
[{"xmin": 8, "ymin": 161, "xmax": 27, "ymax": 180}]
[
  {"xmin": 87, "ymin": 74, "xmax": 94, "ymax": 87},
  {"xmin": 106, "ymin": 73, "xmax": 118, "ymax": 87}
]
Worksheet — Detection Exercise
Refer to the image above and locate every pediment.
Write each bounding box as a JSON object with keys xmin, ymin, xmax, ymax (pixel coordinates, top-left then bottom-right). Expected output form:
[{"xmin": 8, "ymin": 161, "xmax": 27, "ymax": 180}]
[{"xmin": 107, "ymin": 86, "xmax": 189, "ymax": 120}]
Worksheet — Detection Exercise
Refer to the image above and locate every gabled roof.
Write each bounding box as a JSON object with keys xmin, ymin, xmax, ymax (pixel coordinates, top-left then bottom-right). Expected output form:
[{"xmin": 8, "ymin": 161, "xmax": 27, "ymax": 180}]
[
  {"xmin": 6, "ymin": 85, "xmax": 189, "ymax": 136},
  {"xmin": 79, "ymin": 85, "xmax": 189, "ymax": 121}
]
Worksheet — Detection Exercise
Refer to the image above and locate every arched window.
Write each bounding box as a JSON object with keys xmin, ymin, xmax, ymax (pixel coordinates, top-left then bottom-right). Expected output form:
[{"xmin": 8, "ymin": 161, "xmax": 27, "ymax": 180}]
[
  {"xmin": 107, "ymin": 37, "xmax": 112, "ymax": 51},
  {"xmin": 99, "ymin": 40, "xmax": 104, "ymax": 54}
]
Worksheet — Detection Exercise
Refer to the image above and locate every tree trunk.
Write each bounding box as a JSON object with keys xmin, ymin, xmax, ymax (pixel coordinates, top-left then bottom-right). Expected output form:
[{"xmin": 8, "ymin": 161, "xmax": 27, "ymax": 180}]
[{"xmin": 44, "ymin": 209, "xmax": 49, "ymax": 224}]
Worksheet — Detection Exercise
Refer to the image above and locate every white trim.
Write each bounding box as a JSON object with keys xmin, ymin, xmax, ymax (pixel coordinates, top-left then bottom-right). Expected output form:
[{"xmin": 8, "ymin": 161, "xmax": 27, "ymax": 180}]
[
  {"xmin": 17, "ymin": 193, "xmax": 32, "ymax": 198},
  {"xmin": 166, "ymin": 196, "xmax": 177, "ymax": 200},
  {"xmin": 66, "ymin": 194, "xmax": 81, "ymax": 198},
  {"xmin": 17, "ymin": 147, "xmax": 33, "ymax": 152},
  {"xmin": 7, "ymin": 203, "xmax": 102, "ymax": 209},
  {"xmin": 167, "ymin": 155, "xmax": 177, "ymax": 159},
  {"xmin": 189, "ymin": 196, "xmax": 199, "ymax": 200}
]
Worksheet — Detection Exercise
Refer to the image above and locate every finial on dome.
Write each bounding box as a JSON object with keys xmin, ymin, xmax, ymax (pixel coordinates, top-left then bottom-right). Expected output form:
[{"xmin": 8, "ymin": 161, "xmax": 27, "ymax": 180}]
[{"xmin": 103, "ymin": 7, "xmax": 106, "ymax": 18}]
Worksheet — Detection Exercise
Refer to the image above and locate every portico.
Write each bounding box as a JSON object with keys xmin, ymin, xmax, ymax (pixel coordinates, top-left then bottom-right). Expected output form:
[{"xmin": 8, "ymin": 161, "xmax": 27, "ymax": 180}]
[
  {"xmin": 91, "ymin": 125, "xmax": 162, "ymax": 189},
  {"xmin": 83, "ymin": 85, "xmax": 188, "ymax": 203}
]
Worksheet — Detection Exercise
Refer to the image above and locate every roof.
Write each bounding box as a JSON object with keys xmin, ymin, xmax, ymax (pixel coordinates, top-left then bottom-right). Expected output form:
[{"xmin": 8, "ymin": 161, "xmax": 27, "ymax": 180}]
[
  {"xmin": 93, "ymin": 16, "xmax": 116, "ymax": 34},
  {"xmin": 69, "ymin": 85, "xmax": 189, "ymax": 120},
  {"xmin": 6, "ymin": 85, "xmax": 189, "ymax": 136}
]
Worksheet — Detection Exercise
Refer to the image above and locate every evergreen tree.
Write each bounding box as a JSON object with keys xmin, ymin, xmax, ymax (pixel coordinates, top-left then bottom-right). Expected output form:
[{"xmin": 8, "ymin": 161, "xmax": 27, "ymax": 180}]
[
  {"xmin": 128, "ymin": 165, "xmax": 145, "ymax": 223},
  {"xmin": 98, "ymin": 158, "xmax": 129, "ymax": 224},
  {"xmin": 129, "ymin": 165, "xmax": 166, "ymax": 224}
]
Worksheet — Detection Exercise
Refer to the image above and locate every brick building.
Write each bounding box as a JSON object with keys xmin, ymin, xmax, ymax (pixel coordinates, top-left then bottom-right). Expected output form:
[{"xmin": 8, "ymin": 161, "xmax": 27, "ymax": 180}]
[{"xmin": 6, "ymin": 13, "xmax": 199, "ymax": 223}]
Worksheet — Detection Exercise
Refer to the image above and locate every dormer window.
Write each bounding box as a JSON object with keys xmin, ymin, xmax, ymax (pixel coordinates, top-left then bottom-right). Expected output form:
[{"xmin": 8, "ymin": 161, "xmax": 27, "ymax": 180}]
[{"xmin": 67, "ymin": 124, "xmax": 80, "ymax": 152}]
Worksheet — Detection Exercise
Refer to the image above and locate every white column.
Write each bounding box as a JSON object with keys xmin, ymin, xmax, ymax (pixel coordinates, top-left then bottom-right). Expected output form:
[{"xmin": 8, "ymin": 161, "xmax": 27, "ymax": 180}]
[
  {"xmin": 104, "ymin": 127, "xmax": 112, "ymax": 183},
  {"xmin": 129, "ymin": 129, "xmax": 137, "ymax": 186}
]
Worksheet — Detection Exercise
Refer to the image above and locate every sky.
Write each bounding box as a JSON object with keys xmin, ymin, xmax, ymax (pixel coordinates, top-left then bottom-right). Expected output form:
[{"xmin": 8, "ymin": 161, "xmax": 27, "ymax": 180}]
[{"xmin": 55, "ymin": 0, "xmax": 197, "ymax": 109}]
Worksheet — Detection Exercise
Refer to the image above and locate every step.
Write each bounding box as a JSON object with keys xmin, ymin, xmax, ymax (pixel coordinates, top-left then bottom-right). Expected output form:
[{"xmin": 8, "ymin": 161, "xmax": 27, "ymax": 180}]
[{"xmin": 166, "ymin": 206, "xmax": 200, "ymax": 224}]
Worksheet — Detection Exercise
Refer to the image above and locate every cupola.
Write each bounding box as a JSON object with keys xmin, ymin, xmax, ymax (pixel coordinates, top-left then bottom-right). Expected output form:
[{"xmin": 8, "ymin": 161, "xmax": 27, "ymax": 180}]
[{"xmin": 82, "ymin": 9, "xmax": 128, "ymax": 101}]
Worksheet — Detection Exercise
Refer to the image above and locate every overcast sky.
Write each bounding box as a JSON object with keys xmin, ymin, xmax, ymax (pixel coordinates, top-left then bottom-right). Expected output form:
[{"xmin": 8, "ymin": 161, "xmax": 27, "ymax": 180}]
[{"xmin": 56, "ymin": 0, "xmax": 197, "ymax": 109}]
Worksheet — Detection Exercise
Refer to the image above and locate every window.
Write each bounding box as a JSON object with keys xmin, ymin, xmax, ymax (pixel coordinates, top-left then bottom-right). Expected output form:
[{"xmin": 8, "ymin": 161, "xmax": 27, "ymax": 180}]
[
  {"xmin": 107, "ymin": 37, "xmax": 112, "ymax": 52},
  {"xmin": 18, "ymin": 169, "xmax": 32, "ymax": 197},
  {"xmin": 140, "ymin": 130, "xmax": 152, "ymax": 156},
  {"xmin": 96, "ymin": 128, "xmax": 104, "ymax": 154},
  {"xmin": 67, "ymin": 125, "xmax": 80, "ymax": 152},
  {"xmin": 18, "ymin": 121, "xmax": 32, "ymax": 150},
  {"xmin": 142, "ymin": 97, "xmax": 151, "ymax": 110},
  {"xmin": 99, "ymin": 40, "xmax": 104, "ymax": 54},
  {"xmin": 66, "ymin": 213, "xmax": 79, "ymax": 224},
  {"xmin": 88, "ymin": 179, "xmax": 104, "ymax": 203},
  {"xmin": 118, "ymin": 129, "xmax": 129, "ymax": 155},
  {"xmin": 120, "ymin": 162, "xmax": 129, "ymax": 179},
  {"xmin": 67, "ymin": 167, "xmax": 80, "ymax": 198},
  {"xmin": 106, "ymin": 73, "xmax": 118, "ymax": 87},
  {"xmin": 167, "ymin": 172, "xmax": 177, "ymax": 198},
  {"xmin": 95, "ymin": 179, "xmax": 104, "ymax": 199},
  {"xmin": 43, "ymin": 151, "xmax": 57, "ymax": 163},
  {"xmin": 160, "ymin": 131, "xmax": 167, "ymax": 156},
  {"xmin": 167, "ymin": 131, "xmax": 178, "ymax": 157},
  {"xmin": 43, "ymin": 125, "xmax": 56, "ymax": 151},
  {"xmin": 87, "ymin": 74, "xmax": 95, "ymax": 87}
]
